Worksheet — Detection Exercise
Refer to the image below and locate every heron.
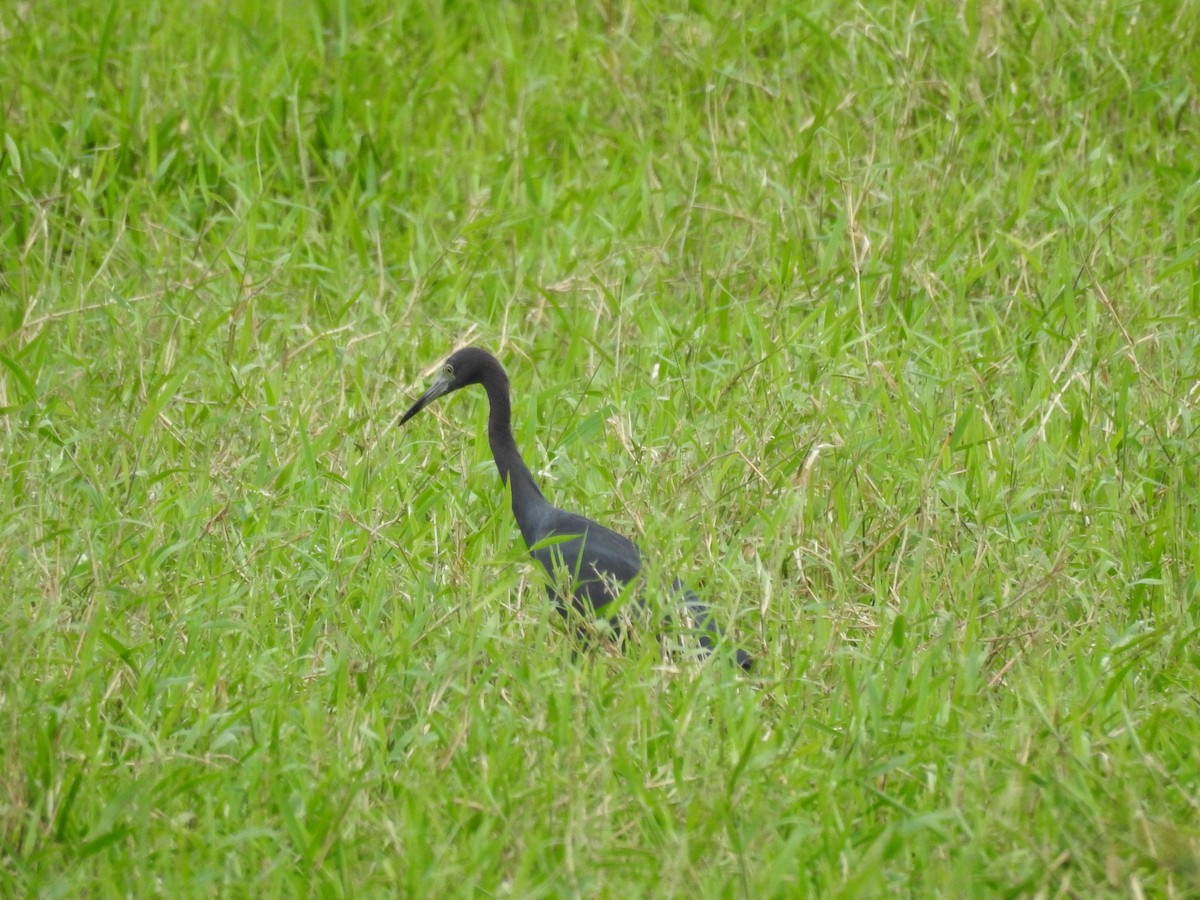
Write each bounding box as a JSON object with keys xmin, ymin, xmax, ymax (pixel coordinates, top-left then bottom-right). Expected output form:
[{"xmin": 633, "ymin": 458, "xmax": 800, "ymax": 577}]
[{"xmin": 399, "ymin": 347, "xmax": 752, "ymax": 670}]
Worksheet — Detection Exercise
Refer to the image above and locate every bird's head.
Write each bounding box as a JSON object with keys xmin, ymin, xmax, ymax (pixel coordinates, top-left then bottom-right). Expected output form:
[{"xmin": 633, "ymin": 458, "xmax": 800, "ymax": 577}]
[{"xmin": 398, "ymin": 347, "xmax": 498, "ymax": 425}]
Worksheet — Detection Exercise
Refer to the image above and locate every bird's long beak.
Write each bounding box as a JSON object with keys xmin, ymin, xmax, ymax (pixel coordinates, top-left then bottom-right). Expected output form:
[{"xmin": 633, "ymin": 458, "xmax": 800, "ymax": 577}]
[{"xmin": 398, "ymin": 373, "xmax": 453, "ymax": 426}]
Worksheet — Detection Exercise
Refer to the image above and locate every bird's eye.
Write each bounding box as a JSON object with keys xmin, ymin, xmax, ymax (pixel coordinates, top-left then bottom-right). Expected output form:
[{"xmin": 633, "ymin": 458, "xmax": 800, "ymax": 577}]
[{"xmin": 444, "ymin": 363, "xmax": 454, "ymax": 376}]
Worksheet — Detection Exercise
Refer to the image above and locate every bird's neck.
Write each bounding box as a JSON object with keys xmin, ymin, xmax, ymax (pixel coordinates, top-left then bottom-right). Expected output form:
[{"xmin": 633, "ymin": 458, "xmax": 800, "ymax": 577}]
[{"xmin": 482, "ymin": 372, "xmax": 548, "ymax": 543}]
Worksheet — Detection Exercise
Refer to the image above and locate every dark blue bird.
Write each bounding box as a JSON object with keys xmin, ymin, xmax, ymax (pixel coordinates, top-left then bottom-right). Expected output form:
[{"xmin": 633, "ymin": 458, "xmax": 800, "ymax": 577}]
[{"xmin": 399, "ymin": 347, "xmax": 752, "ymax": 670}]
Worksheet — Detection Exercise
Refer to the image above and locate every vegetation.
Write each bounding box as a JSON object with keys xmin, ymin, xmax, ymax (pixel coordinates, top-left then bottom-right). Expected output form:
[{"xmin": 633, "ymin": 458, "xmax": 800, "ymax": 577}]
[{"xmin": 2, "ymin": 0, "xmax": 1198, "ymax": 894}]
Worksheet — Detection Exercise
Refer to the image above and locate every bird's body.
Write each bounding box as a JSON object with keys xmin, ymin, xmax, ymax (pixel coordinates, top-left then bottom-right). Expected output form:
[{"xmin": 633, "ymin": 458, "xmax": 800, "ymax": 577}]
[{"xmin": 399, "ymin": 347, "xmax": 751, "ymax": 670}]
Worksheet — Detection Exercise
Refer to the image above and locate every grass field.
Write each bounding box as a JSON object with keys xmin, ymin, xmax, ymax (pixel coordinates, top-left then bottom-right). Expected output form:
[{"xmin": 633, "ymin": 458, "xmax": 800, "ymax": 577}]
[{"xmin": 3, "ymin": 0, "xmax": 1199, "ymax": 895}]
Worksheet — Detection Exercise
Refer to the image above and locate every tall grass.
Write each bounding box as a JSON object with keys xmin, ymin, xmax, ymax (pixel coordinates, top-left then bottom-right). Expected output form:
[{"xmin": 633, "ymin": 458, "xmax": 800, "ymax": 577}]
[{"xmin": 2, "ymin": 0, "xmax": 1199, "ymax": 894}]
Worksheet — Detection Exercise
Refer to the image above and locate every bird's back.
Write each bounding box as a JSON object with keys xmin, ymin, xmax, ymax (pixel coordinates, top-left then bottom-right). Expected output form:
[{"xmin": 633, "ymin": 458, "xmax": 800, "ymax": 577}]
[
  {"xmin": 526, "ymin": 507, "xmax": 642, "ymax": 615},
  {"xmin": 526, "ymin": 508, "xmax": 751, "ymax": 670}
]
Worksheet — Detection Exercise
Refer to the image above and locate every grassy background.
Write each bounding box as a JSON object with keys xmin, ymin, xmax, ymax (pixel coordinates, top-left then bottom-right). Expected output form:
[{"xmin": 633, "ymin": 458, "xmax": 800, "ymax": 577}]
[{"xmin": 3, "ymin": 0, "xmax": 1199, "ymax": 894}]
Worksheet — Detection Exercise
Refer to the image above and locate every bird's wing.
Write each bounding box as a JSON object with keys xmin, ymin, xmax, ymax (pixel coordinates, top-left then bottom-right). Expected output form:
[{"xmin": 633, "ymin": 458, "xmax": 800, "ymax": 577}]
[{"xmin": 528, "ymin": 510, "xmax": 642, "ymax": 613}]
